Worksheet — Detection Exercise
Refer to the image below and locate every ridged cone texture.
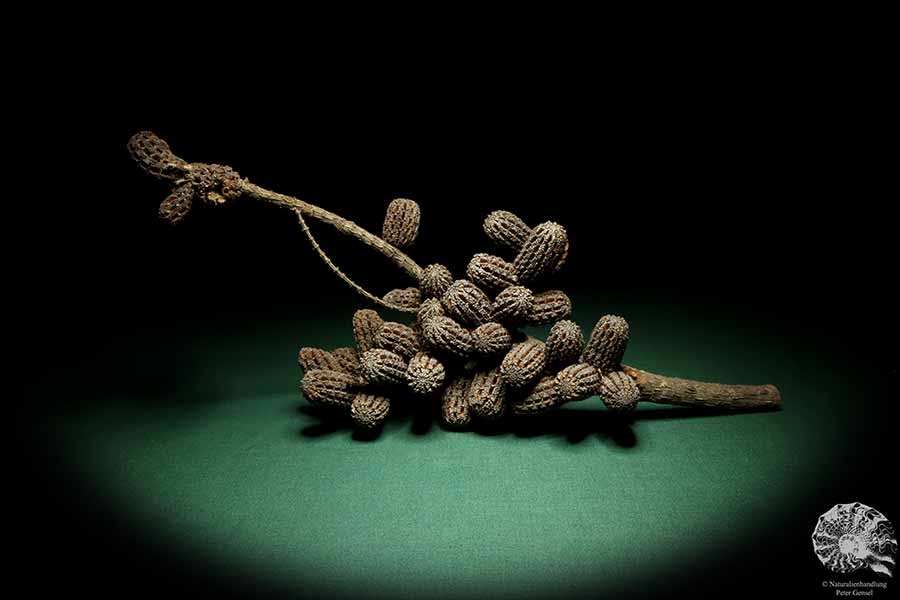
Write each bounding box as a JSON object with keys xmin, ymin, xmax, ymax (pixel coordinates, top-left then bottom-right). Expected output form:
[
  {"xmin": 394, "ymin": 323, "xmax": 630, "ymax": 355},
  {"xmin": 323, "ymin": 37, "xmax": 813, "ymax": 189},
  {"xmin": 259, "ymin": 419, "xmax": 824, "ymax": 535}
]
[
  {"xmin": 382, "ymin": 198, "xmax": 420, "ymax": 248},
  {"xmin": 492, "ymin": 285, "xmax": 534, "ymax": 325},
  {"xmin": 441, "ymin": 375, "xmax": 472, "ymax": 428},
  {"xmin": 526, "ymin": 290, "xmax": 572, "ymax": 325},
  {"xmin": 582, "ymin": 315, "xmax": 630, "ymax": 375},
  {"xmin": 441, "ymin": 280, "xmax": 493, "ymax": 326},
  {"xmin": 298, "ymin": 347, "xmax": 341, "ymax": 373},
  {"xmin": 509, "ymin": 376, "xmax": 560, "ymax": 416},
  {"xmin": 375, "ymin": 321, "xmax": 421, "ymax": 359},
  {"xmin": 419, "ymin": 264, "xmax": 453, "ymax": 299},
  {"xmin": 471, "ymin": 322, "xmax": 514, "ymax": 357},
  {"xmin": 513, "ymin": 221, "xmax": 568, "ymax": 283},
  {"xmin": 359, "ymin": 349, "xmax": 408, "ymax": 385},
  {"xmin": 406, "ymin": 352, "xmax": 447, "ymax": 395},
  {"xmin": 483, "ymin": 210, "xmax": 531, "ymax": 252},
  {"xmin": 500, "ymin": 338, "xmax": 547, "ymax": 389},
  {"xmin": 351, "ymin": 394, "xmax": 391, "ymax": 429},
  {"xmin": 599, "ymin": 371, "xmax": 641, "ymax": 411},
  {"xmin": 555, "ymin": 363, "xmax": 600, "ymax": 402},
  {"xmin": 468, "ymin": 367, "xmax": 507, "ymax": 420},
  {"xmin": 466, "ymin": 253, "xmax": 518, "ymax": 291},
  {"xmin": 383, "ymin": 287, "xmax": 421, "ymax": 309},
  {"xmin": 545, "ymin": 320, "xmax": 584, "ymax": 371},
  {"xmin": 301, "ymin": 369, "xmax": 362, "ymax": 409},
  {"xmin": 422, "ymin": 316, "xmax": 474, "ymax": 358},
  {"xmin": 353, "ymin": 309, "xmax": 383, "ymax": 353}
]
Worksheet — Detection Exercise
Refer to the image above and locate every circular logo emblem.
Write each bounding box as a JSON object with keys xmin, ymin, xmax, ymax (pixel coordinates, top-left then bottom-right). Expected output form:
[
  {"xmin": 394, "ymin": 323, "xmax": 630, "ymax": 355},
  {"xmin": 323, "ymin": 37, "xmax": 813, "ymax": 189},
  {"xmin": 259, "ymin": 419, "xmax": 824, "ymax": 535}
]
[{"xmin": 812, "ymin": 502, "xmax": 897, "ymax": 576}]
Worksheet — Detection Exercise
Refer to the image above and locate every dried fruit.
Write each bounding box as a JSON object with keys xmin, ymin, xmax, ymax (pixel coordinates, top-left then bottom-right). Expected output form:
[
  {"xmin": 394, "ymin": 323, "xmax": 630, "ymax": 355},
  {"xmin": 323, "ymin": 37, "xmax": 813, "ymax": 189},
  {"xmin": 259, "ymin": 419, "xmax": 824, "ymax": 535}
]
[
  {"xmin": 509, "ymin": 376, "xmax": 561, "ymax": 416},
  {"xmin": 353, "ymin": 309, "xmax": 383, "ymax": 353},
  {"xmin": 483, "ymin": 210, "xmax": 531, "ymax": 252},
  {"xmin": 466, "ymin": 253, "xmax": 517, "ymax": 291},
  {"xmin": 331, "ymin": 347, "xmax": 361, "ymax": 376},
  {"xmin": 419, "ymin": 263, "xmax": 453, "ymax": 299},
  {"xmin": 127, "ymin": 131, "xmax": 188, "ymax": 180},
  {"xmin": 158, "ymin": 184, "xmax": 193, "ymax": 224},
  {"xmin": 439, "ymin": 375, "xmax": 472, "ymax": 428},
  {"xmin": 375, "ymin": 321, "xmax": 420, "ymax": 359},
  {"xmin": 298, "ymin": 347, "xmax": 341, "ymax": 373},
  {"xmin": 422, "ymin": 316, "xmax": 474, "ymax": 358},
  {"xmin": 382, "ymin": 198, "xmax": 421, "ymax": 248},
  {"xmin": 351, "ymin": 394, "xmax": 391, "ymax": 429},
  {"xmin": 471, "ymin": 322, "xmax": 514, "ymax": 357},
  {"xmin": 383, "ymin": 287, "xmax": 421, "ymax": 309},
  {"xmin": 526, "ymin": 290, "xmax": 572, "ymax": 325},
  {"xmin": 582, "ymin": 315, "xmax": 630, "ymax": 375},
  {"xmin": 599, "ymin": 371, "xmax": 641, "ymax": 411},
  {"xmin": 441, "ymin": 279, "xmax": 493, "ymax": 326},
  {"xmin": 467, "ymin": 367, "xmax": 507, "ymax": 420},
  {"xmin": 359, "ymin": 349, "xmax": 408, "ymax": 385},
  {"xmin": 500, "ymin": 338, "xmax": 547, "ymax": 389},
  {"xmin": 301, "ymin": 369, "xmax": 362, "ymax": 409},
  {"xmin": 545, "ymin": 320, "xmax": 584, "ymax": 371},
  {"xmin": 416, "ymin": 297, "xmax": 445, "ymax": 327},
  {"xmin": 513, "ymin": 221, "xmax": 568, "ymax": 283},
  {"xmin": 555, "ymin": 363, "xmax": 600, "ymax": 402},
  {"xmin": 406, "ymin": 352, "xmax": 446, "ymax": 395},
  {"xmin": 492, "ymin": 285, "xmax": 534, "ymax": 325}
]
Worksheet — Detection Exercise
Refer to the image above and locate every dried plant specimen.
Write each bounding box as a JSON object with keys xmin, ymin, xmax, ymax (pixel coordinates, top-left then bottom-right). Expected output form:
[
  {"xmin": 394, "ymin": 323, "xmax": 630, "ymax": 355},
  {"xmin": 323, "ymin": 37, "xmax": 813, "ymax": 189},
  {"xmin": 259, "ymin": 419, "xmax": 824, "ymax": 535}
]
[{"xmin": 129, "ymin": 132, "xmax": 783, "ymax": 434}]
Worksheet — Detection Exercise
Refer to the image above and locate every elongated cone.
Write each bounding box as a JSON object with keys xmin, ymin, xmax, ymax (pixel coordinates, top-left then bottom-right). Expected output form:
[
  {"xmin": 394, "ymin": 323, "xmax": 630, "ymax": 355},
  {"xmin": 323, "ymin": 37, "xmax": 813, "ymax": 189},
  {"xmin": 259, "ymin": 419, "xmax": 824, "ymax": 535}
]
[
  {"xmin": 599, "ymin": 371, "xmax": 641, "ymax": 412},
  {"xmin": 555, "ymin": 363, "xmax": 600, "ymax": 402},
  {"xmin": 417, "ymin": 298, "xmax": 445, "ymax": 328},
  {"xmin": 509, "ymin": 376, "xmax": 561, "ymax": 415},
  {"xmin": 419, "ymin": 264, "xmax": 454, "ymax": 299},
  {"xmin": 483, "ymin": 210, "xmax": 531, "ymax": 252},
  {"xmin": 353, "ymin": 309, "xmax": 383, "ymax": 353},
  {"xmin": 331, "ymin": 347, "xmax": 361, "ymax": 376},
  {"xmin": 127, "ymin": 131, "xmax": 189, "ymax": 180},
  {"xmin": 526, "ymin": 290, "xmax": 572, "ymax": 325},
  {"xmin": 513, "ymin": 221, "xmax": 568, "ymax": 283},
  {"xmin": 471, "ymin": 322, "xmax": 514, "ymax": 357},
  {"xmin": 406, "ymin": 352, "xmax": 446, "ymax": 395},
  {"xmin": 581, "ymin": 315, "xmax": 629, "ymax": 375},
  {"xmin": 383, "ymin": 287, "xmax": 421, "ymax": 309},
  {"xmin": 298, "ymin": 347, "xmax": 342, "ymax": 373},
  {"xmin": 545, "ymin": 320, "xmax": 584, "ymax": 371},
  {"xmin": 468, "ymin": 367, "xmax": 507, "ymax": 420},
  {"xmin": 466, "ymin": 253, "xmax": 518, "ymax": 291},
  {"xmin": 492, "ymin": 285, "xmax": 534, "ymax": 325},
  {"xmin": 500, "ymin": 338, "xmax": 547, "ymax": 389},
  {"xmin": 382, "ymin": 198, "xmax": 420, "ymax": 248},
  {"xmin": 376, "ymin": 322, "xmax": 420, "ymax": 359},
  {"xmin": 301, "ymin": 369, "xmax": 362, "ymax": 409},
  {"xmin": 158, "ymin": 184, "xmax": 193, "ymax": 224},
  {"xmin": 359, "ymin": 349, "xmax": 408, "ymax": 385},
  {"xmin": 422, "ymin": 316, "xmax": 474, "ymax": 358},
  {"xmin": 442, "ymin": 280, "xmax": 493, "ymax": 326},
  {"xmin": 351, "ymin": 394, "xmax": 391, "ymax": 429},
  {"xmin": 441, "ymin": 375, "xmax": 472, "ymax": 428}
]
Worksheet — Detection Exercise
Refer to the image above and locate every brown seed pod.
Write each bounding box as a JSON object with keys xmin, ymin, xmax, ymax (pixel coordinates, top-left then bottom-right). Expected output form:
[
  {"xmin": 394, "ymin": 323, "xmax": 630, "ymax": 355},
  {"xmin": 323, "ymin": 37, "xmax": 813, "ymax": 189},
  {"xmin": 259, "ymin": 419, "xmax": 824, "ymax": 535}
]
[
  {"xmin": 500, "ymin": 338, "xmax": 548, "ymax": 389},
  {"xmin": 301, "ymin": 369, "xmax": 362, "ymax": 409},
  {"xmin": 359, "ymin": 349, "xmax": 408, "ymax": 385},
  {"xmin": 526, "ymin": 290, "xmax": 572, "ymax": 326},
  {"xmin": 298, "ymin": 347, "xmax": 342, "ymax": 373},
  {"xmin": 331, "ymin": 347, "xmax": 361, "ymax": 376},
  {"xmin": 416, "ymin": 297, "xmax": 445, "ymax": 327},
  {"xmin": 467, "ymin": 367, "xmax": 507, "ymax": 421},
  {"xmin": 509, "ymin": 376, "xmax": 561, "ymax": 416},
  {"xmin": 466, "ymin": 253, "xmax": 518, "ymax": 292},
  {"xmin": 422, "ymin": 316, "xmax": 474, "ymax": 358},
  {"xmin": 555, "ymin": 362, "xmax": 601, "ymax": 403},
  {"xmin": 353, "ymin": 309, "xmax": 383, "ymax": 353},
  {"xmin": 351, "ymin": 394, "xmax": 391, "ymax": 429},
  {"xmin": 406, "ymin": 352, "xmax": 447, "ymax": 395},
  {"xmin": 187, "ymin": 163, "xmax": 243, "ymax": 203},
  {"xmin": 483, "ymin": 210, "xmax": 532, "ymax": 252},
  {"xmin": 599, "ymin": 371, "xmax": 641, "ymax": 412},
  {"xmin": 127, "ymin": 131, "xmax": 189, "ymax": 180},
  {"xmin": 492, "ymin": 285, "xmax": 534, "ymax": 325},
  {"xmin": 383, "ymin": 287, "xmax": 422, "ymax": 309},
  {"xmin": 375, "ymin": 321, "xmax": 421, "ymax": 359},
  {"xmin": 440, "ymin": 375, "xmax": 472, "ymax": 429},
  {"xmin": 158, "ymin": 184, "xmax": 194, "ymax": 225},
  {"xmin": 441, "ymin": 279, "xmax": 493, "ymax": 326},
  {"xmin": 382, "ymin": 198, "xmax": 421, "ymax": 248},
  {"xmin": 581, "ymin": 315, "xmax": 630, "ymax": 376},
  {"xmin": 419, "ymin": 263, "xmax": 453, "ymax": 299},
  {"xmin": 513, "ymin": 221, "xmax": 569, "ymax": 283},
  {"xmin": 471, "ymin": 322, "xmax": 514, "ymax": 357},
  {"xmin": 545, "ymin": 320, "xmax": 585, "ymax": 371}
]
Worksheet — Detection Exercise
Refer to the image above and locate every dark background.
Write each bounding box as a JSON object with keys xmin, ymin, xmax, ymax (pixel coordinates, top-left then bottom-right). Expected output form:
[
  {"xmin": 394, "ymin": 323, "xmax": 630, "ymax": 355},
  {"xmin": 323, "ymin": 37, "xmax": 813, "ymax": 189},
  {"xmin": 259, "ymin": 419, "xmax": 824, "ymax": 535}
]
[{"xmin": 15, "ymin": 25, "xmax": 896, "ymax": 599}]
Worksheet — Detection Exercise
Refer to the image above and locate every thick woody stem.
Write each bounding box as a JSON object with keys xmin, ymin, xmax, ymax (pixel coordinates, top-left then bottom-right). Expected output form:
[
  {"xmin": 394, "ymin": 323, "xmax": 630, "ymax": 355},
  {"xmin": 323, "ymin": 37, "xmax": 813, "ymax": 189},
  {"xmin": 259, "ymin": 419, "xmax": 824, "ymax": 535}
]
[
  {"xmin": 241, "ymin": 182, "xmax": 424, "ymax": 280},
  {"xmin": 622, "ymin": 365, "xmax": 781, "ymax": 410}
]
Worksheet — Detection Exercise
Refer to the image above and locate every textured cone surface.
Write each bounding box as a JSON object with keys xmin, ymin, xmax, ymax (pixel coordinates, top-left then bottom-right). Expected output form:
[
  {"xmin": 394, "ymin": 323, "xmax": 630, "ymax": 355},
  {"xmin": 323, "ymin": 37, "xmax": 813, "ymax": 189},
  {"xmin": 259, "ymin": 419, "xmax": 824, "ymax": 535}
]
[
  {"xmin": 406, "ymin": 352, "xmax": 447, "ymax": 395},
  {"xmin": 359, "ymin": 349, "xmax": 408, "ymax": 385},
  {"xmin": 301, "ymin": 369, "xmax": 361, "ymax": 409},
  {"xmin": 382, "ymin": 198, "xmax": 420, "ymax": 248},
  {"xmin": 419, "ymin": 264, "xmax": 453, "ymax": 299},
  {"xmin": 513, "ymin": 222, "xmax": 569, "ymax": 283},
  {"xmin": 581, "ymin": 315, "xmax": 630, "ymax": 375},
  {"xmin": 492, "ymin": 285, "xmax": 534, "ymax": 325},
  {"xmin": 526, "ymin": 290, "xmax": 572, "ymax": 326},
  {"xmin": 483, "ymin": 210, "xmax": 531, "ymax": 252},
  {"xmin": 441, "ymin": 375, "xmax": 472, "ymax": 428},
  {"xmin": 127, "ymin": 131, "xmax": 188, "ymax": 180},
  {"xmin": 186, "ymin": 163, "xmax": 242, "ymax": 203},
  {"xmin": 416, "ymin": 298, "xmax": 445, "ymax": 328},
  {"xmin": 468, "ymin": 367, "xmax": 507, "ymax": 421},
  {"xmin": 351, "ymin": 394, "xmax": 391, "ymax": 429},
  {"xmin": 471, "ymin": 322, "xmax": 514, "ymax": 357},
  {"xmin": 466, "ymin": 254, "xmax": 518, "ymax": 291},
  {"xmin": 158, "ymin": 184, "xmax": 194, "ymax": 225},
  {"xmin": 509, "ymin": 376, "xmax": 561, "ymax": 415},
  {"xmin": 298, "ymin": 347, "xmax": 341, "ymax": 373},
  {"xmin": 383, "ymin": 287, "xmax": 421, "ymax": 309},
  {"xmin": 353, "ymin": 309, "xmax": 383, "ymax": 353},
  {"xmin": 375, "ymin": 322, "xmax": 421, "ymax": 359},
  {"xmin": 545, "ymin": 320, "xmax": 584, "ymax": 371},
  {"xmin": 441, "ymin": 280, "xmax": 493, "ymax": 326},
  {"xmin": 422, "ymin": 316, "xmax": 474, "ymax": 358},
  {"xmin": 331, "ymin": 347, "xmax": 361, "ymax": 376},
  {"xmin": 599, "ymin": 371, "xmax": 641, "ymax": 411},
  {"xmin": 500, "ymin": 338, "xmax": 548, "ymax": 389},
  {"xmin": 555, "ymin": 363, "xmax": 600, "ymax": 402}
]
